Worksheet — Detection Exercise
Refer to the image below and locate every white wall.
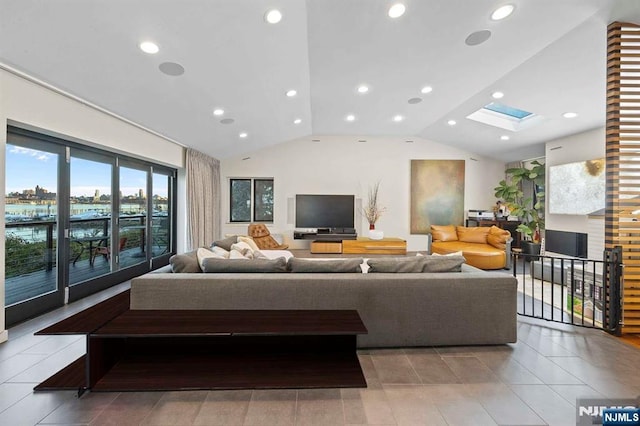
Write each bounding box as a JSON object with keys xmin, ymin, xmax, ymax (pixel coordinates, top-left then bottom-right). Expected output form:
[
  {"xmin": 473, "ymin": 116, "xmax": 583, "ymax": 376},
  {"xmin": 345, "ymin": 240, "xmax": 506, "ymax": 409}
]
[
  {"xmin": 0, "ymin": 67, "xmax": 186, "ymax": 342},
  {"xmin": 544, "ymin": 127, "xmax": 605, "ymax": 233},
  {"xmin": 221, "ymin": 135, "xmax": 506, "ymax": 252},
  {"xmin": 587, "ymin": 216, "xmax": 605, "ymax": 260},
  {"xmin": 1, "ymin": 69, "xmax": 184, "ymax": 167}
]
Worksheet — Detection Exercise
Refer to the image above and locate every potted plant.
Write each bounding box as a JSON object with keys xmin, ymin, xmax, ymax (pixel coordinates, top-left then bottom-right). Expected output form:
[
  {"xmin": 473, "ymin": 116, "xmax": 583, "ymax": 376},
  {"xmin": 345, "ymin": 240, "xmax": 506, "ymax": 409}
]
[
  {"xmin": 494, "ymin": 160, "xmax": 545, "ymax": 260},
  {"xmin": 362, "ymin": 182, "xmax": 386, "ymax": 239}
]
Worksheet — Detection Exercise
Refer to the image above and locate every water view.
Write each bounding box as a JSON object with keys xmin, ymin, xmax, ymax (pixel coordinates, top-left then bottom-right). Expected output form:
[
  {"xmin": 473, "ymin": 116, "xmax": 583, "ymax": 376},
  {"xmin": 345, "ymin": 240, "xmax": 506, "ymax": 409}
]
[{"xmin": 6, "ymin": 202, "xmax": 168, "ymax": 241}]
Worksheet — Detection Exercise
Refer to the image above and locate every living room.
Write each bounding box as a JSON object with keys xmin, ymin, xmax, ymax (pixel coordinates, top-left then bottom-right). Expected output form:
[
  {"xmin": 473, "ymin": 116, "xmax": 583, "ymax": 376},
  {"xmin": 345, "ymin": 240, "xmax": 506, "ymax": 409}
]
[
  {"xmin": 1, "ymin": 1, "xmax": 640, "ymax": 424},
  {"xmin": 217, "ymin": 113, "xmax": 608, "ymax": 257}
]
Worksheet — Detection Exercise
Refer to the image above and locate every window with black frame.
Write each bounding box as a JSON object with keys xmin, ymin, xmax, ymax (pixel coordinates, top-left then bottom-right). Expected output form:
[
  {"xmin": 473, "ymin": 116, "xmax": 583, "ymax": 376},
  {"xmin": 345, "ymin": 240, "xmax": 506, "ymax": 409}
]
[{"xmin": 230, "ymin": 178, "xmax": 274, "ymax": 222}]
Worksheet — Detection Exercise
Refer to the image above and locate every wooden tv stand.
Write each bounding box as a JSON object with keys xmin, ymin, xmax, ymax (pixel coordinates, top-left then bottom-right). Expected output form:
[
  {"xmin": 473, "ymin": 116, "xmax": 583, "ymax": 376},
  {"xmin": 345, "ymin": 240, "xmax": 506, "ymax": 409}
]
[
  {"xmin": 311, "ymin": 237, "xmax": 407, "ymax": 255},
  {"xmin": 311, "ymin": 240, "xmax": 342, "ymax": 254},
  {"xmin": 343, "ymin": 237, "xmax": 407, "ymax": 255},
  {"xmin": 35, "ymin": 303, "xmax": 368, "ymax": 392}
]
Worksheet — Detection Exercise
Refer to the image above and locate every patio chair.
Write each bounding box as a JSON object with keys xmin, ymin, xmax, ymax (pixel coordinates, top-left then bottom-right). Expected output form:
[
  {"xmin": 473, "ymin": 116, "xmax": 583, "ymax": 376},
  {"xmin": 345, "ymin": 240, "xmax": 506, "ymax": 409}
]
[{"xmin": 91, "ymin": 237, "xmax": 127, "ymax": 265}]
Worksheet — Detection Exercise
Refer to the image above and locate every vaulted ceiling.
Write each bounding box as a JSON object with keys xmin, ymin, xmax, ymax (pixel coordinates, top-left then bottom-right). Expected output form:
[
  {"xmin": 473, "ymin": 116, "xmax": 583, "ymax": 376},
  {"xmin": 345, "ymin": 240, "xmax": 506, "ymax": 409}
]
[{"xmin": 1, "ymin": 0, "xmax": 639, "ymax": 161}]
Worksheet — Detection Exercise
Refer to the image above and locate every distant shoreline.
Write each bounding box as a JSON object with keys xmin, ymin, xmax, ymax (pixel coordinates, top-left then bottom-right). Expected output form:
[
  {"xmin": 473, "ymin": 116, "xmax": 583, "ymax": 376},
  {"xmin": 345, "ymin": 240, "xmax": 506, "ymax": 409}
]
[{"xmin": 5, "ymin": 202, "xmax": 167, "ymax": 217}]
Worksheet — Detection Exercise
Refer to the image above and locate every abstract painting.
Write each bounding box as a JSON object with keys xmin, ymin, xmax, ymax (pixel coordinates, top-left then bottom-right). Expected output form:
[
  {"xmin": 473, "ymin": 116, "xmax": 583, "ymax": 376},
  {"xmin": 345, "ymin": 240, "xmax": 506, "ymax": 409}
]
[
  {"xmin": 548, "ymin": 158, "xmax": 605, "ymax": 215},
  {"xmin": 410, "ymin": 160, "xmax": 465, "ymax": 234}
]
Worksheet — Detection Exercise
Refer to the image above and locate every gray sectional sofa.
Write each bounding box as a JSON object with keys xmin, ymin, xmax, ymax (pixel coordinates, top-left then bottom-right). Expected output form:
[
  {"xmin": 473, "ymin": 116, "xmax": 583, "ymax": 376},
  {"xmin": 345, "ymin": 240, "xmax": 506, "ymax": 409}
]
[{"xmin": 130, "ymin": 261, "xmax": 518, "ymax": 348}]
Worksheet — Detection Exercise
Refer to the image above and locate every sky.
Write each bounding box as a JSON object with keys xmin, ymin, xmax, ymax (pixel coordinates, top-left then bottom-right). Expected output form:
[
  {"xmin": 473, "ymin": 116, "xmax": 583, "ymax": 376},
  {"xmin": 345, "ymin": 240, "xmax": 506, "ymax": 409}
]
[{"xmin": 5, "ymin": 145, "xmax": 168, "ymax": 197}]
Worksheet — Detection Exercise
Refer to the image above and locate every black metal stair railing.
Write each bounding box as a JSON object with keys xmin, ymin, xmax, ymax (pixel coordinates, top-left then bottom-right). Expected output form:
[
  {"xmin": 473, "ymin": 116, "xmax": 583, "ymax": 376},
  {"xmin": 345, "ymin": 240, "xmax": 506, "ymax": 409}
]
[{"xmin": 513, "ymin": 246, "xmax": 622, "ymax": 335}]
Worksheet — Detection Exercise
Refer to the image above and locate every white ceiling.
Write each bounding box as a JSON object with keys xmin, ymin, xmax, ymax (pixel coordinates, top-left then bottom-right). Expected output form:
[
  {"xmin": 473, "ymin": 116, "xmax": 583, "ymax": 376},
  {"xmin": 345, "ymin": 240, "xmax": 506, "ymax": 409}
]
[{"xmin": 1, "ymin": 0, "xmax": 639, "ymax": 162}]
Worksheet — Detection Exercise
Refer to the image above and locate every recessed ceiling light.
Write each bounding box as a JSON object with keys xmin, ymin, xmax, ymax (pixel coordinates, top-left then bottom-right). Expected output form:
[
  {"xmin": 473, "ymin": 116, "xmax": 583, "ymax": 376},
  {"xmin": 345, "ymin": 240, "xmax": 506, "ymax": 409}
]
[
  {"xmin": 239, "ymin": 132, "xmax": 248, "ymax": 138},
  {"xmin": 393, "ymin": 115, "xmax": 404, "ymax": 122},
  {"xmin": 358, "ymin": 140, "xmax": 367, "ymax": 143},
  {"xmin": 357, "ymin": 85, "xmax": 369, "ymax": 94},
  {"xmin": 293, "ymin": 118, "xmax": 302, "ymax": 124},
  {"xmin": 408, "ymin": 97, "xmax": 422, "ymax": 104},
  {"xmin": 491, "ymin": 4, "xmax": 515, "ymax": 21},
  {"xmin": 563, "ymin": 112, "xmax": 578, "ymax": 118},
  {"xmin": 388, "ymin": 3, "xmax": 406, "ymax": 18},
  {"xmin": 447, "ymin": 119, "xmax": 457, "ymax": 126},
  {"xmin": 492, "ymin": 91, "xmax": 504, "ymax": 99},
  {"xmin": 346, "ymin": 114, "xmax": 356, "ymax": 122},
  {"xmin": 421, "ymin": 86, "xmax": 433, "ymax": 94},
  {"xmin": 213, "ymin": 109, "xmax": 224, "ymax": 116},
  {"xmin": 264, "ymin": 9, "xmax": 282, "ymax": 24},
  {"xmin": 139, "ymin": 41, "xmax": 159, "ymax": 54},
  {"xmin": 286, "ymin": 89, "xmax": 297, "ymax": 97},
  {"xmin": 220, "ymin": 118, "xmax": 234, "ymax": 124},
  {"xmin": 501, "ymin": 135, "xmax": 510, "ymax": 141}
]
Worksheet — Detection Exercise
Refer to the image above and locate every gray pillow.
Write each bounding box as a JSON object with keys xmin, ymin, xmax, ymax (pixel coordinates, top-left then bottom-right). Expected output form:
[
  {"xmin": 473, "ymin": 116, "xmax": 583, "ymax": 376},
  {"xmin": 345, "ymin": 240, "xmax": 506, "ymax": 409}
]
[
  {"xmin": 212, "ymin": 235, "xmax": 238, "ymax": 251},
  {"xmin": 367, "ymin": 257, "xmax": 425, "ymax": 273},
  {"xmin": 287, "ymin": 257, "xmax": 363, "ymax": 273},
  {"xmin": 169, "ymin": 250, "xmax": 201, "ymax": 273},
  {"xmin": 202, "ymin": 257, "xmax": 288, "ymax": 273},
  {"xmin": 422, "ymin": 255, "xmax": 465, "ymax": 272}
]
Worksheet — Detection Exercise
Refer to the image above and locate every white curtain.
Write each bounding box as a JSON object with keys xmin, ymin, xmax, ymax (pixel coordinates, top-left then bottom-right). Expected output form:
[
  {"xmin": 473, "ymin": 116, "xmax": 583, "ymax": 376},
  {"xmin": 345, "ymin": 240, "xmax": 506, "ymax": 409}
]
[{"xmin": 186, "ymin": 148, "xmax": 220, "ymax": 250}]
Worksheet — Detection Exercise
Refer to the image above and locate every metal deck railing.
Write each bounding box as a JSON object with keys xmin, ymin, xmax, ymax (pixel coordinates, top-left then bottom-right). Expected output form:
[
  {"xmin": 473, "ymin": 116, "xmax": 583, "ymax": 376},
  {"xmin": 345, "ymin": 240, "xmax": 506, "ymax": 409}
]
[{"xmin": 5, "ymin": 215, "xmax": 169, "ymax": 306}]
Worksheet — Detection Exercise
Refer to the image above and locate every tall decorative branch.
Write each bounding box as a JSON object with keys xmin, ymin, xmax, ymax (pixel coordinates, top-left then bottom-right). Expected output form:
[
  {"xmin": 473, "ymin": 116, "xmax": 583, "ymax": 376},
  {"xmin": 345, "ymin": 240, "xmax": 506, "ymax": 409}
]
[{"xmin": 362, "ymin": 182, "xmax": 386, "ymax": 226}]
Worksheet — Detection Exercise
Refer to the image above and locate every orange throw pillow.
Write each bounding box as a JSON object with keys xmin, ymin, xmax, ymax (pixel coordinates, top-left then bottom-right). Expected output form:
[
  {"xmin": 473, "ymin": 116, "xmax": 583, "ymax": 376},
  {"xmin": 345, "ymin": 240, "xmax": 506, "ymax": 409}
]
[
  {"xmin": 487, "ymin": 225, "xmax": 511, "ymax": 250},
  {"xmin": 456, "ymin": 226, "xmax": 490, "ymax": 244},
  {"xmin": 430, "ymin": 225, "xmax": 458, "ymax": 242}
]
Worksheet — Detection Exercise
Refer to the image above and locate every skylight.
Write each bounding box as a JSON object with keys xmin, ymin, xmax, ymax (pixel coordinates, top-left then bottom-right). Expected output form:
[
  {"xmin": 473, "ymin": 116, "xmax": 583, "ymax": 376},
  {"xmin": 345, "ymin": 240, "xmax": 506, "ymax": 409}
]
[
  {"xmin": 466, "ymin": 102, "xmax": 542, "ymax": 132},
  {"xmin": 483, "ymin": 102, "xmax": 532, "ymax": 119}
]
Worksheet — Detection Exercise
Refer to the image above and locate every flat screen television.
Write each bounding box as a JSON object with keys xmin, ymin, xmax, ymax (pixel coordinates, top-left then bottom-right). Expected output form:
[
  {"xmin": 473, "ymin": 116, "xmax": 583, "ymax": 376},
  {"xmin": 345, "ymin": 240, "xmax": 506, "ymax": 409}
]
[
  {"xmin": 295, "ymin": 194, "xmax": 355, "ymax": 229},
  {"xmin": 548, "ymin": 158, "xmax": 605, "ymax": 215}
]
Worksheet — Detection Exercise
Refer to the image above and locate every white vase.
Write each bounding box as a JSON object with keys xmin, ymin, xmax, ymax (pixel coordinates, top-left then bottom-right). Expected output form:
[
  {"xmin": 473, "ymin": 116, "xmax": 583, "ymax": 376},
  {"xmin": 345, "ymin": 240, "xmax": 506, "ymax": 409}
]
[{"xmin": 369, "ymin": 230, "xmax": 384, "ymax": 240}]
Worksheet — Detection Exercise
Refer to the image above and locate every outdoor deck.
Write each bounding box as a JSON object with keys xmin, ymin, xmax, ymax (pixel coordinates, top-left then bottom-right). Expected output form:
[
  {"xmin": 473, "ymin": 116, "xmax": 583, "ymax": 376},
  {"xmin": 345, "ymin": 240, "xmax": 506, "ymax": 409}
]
[{"xmin": 5, "ymin": 247, "xmax": 155, "ymax": 306}]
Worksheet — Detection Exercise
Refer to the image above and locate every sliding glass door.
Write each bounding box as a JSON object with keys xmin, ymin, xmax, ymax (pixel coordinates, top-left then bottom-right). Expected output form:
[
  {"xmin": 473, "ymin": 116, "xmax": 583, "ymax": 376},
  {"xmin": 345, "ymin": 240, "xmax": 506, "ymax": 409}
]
[
  {"xmin": 118, "ymin": 164, "xmax": 149, "ymax": 269},
  {"xmin": 5, "ymin": 137, "xmax": 66, "ymax": 324},
  {"xmin": 151, "ymin": 171, "xmax": 172, "ymax": 259},
  {"xmin": 68, "ymin": 151, "xmax": 114, "ymax": 285},
  {"xmin": 5, "ymin": 126, "xmax": 177, "ymax": 326}
]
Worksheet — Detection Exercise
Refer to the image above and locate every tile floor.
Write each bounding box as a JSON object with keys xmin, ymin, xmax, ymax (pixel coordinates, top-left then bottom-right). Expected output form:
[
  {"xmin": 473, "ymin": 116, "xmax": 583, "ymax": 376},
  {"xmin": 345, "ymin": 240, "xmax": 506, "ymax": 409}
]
[{"xmin": 1, "ymin": 281, "xmax": 639, "ymax": 425}]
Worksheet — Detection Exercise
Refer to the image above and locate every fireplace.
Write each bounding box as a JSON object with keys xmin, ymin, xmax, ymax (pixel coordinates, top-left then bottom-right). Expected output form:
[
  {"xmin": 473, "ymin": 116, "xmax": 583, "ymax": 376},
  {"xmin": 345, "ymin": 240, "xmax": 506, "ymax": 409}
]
[{"xmin": 544, "ymin": 229, "xmax": 587, "ymax": 258}]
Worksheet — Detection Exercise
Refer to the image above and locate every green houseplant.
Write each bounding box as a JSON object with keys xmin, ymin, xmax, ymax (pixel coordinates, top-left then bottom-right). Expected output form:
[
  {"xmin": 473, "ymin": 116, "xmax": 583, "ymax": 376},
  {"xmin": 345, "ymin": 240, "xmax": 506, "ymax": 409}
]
[{"xmin": 494, "ymin": 160, "xmax": 545, "ymax": 258}]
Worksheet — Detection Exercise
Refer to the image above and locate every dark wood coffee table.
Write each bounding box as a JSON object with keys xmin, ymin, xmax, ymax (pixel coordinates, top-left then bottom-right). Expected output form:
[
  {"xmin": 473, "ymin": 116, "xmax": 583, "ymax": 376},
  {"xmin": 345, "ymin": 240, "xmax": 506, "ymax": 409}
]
[{"xmin": 36, "ymin": 303, "xmax": 368, "ymax": 392}]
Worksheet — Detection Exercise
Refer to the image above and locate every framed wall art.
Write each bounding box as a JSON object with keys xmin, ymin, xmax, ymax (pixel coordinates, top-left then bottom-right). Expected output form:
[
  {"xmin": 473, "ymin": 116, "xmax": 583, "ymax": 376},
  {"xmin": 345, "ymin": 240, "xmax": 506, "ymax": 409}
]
[{"xmin": 410, "ymin": 160, "xmax": 465, "ymax": 234}]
